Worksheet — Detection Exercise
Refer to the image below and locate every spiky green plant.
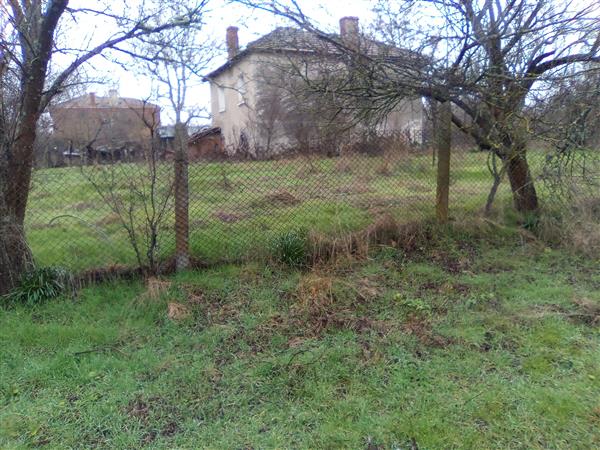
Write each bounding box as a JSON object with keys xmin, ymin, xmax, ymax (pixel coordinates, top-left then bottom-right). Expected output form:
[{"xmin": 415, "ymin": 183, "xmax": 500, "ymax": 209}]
[
  {"xmin": 3, "ymin": 266, "xmax": 71, "ymax": 306},
  {"xmin": 270, "ymin": 229, "xmax": 308, "ymax": 268}
]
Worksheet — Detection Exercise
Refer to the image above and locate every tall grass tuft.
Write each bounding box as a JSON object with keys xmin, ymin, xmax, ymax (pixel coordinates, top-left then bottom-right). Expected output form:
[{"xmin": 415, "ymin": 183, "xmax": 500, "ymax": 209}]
[
  {"xmin": 270, "ymin": 229, "xmax": 308, "ymax": 269},
  {"xmin": 2, "ymin": 266, "xmax": 72, "ymax": 307}
]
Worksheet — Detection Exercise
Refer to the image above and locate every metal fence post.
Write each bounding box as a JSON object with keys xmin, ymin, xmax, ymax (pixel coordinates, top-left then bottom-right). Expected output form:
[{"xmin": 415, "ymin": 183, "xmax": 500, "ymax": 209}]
[
  {"xmin": 436, "ymin": 100, "xmax": 452, "ymax": 223},
  {"xmin": 174, "ymin": 122, "xmax": 190, "ymax": 270}
]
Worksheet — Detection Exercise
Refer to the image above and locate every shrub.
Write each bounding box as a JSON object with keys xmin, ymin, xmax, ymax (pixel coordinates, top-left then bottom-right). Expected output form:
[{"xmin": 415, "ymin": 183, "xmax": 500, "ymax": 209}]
[
  {"xmin": 270, "ymin": 229, "xmax": 308, "ymax": 268},
  {"xmin": 3, "ymin": 266, "xmax": 72, "ymax": 307}
]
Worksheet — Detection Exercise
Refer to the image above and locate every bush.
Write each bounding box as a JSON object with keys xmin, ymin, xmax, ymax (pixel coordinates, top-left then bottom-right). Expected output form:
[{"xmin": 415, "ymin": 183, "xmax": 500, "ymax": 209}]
[
  {"xmin": 2, "ymin": 266, "xmax": 72, "ymax": 307},
  {"xmin": 270, "ymin": 229, "xmax": 308, "ymax": 268}
]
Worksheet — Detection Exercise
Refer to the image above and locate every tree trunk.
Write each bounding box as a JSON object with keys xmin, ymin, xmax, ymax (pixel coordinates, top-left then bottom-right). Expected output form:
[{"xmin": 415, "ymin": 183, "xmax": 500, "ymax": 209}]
[
  {"xmin": 435, "ymin": 100, "xmax": 452, "ymax": 223},
  {"xmin": 0, "ymin": 116, "xmax": 38, "ymax": 293},
  {"xmin": 0, "ymin": 202, "xmax": 33, "ymax": 295},
  {"xmin": 503, "ymin": 150, "xmax": 539, "ymax": 213},
  {"xmin": 484, "ymin": 154, "xmax": 505, "ymax": 216}
]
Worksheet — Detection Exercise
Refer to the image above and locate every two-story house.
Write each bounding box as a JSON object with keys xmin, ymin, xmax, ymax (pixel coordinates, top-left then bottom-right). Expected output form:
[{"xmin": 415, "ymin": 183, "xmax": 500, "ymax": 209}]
[{"xmin": 204, "ymin": 17, "xmax": 426, "ymax": 158}]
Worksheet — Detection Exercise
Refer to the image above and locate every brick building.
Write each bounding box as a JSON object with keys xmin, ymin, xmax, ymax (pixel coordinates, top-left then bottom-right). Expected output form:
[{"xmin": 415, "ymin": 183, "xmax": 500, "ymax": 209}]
[{"xmin": 49, "ymin": 90, "xmax": 160, "ymax": 164}]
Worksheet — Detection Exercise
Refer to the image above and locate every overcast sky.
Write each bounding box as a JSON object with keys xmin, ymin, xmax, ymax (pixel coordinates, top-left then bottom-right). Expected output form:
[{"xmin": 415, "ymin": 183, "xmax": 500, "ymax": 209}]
[{"xmin": 78, "ymin": 0, "xmax": 375, "ymax": 125}]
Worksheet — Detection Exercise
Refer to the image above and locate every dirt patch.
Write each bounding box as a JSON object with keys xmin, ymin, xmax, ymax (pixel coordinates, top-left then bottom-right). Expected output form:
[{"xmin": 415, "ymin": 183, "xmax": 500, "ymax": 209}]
[
  {"xmin": 334, "ymin": 158, "xmax": 353, "ymax": 173},
  {"xmin": 72, "ymin": 201, "xmax": 95, "ymax": 211},
  {"xmin": 252, "ymin": 190, "xmax": 301, "ymax": 208},
  {"xmin": 214, "ymin": 210, "xmax": 250, "ymax": 223},
  {"xmin": 191, "ymin": 219, "xmax": 208, "ymax": 229},
  {"xmin": 27, "ymin": 221, "xmax": 57, "ymax": 231},
  {"xmin": 183, "ymin": 286, "xmax": 242, "ymax": 326},
  {"xmin": 403, "ymin": 317, "xmax": 457, "ymax": 349},
  {"xmin": 125, "ymin": 395, "xmax": 182, "ymax": 443},
  {"xmin": 525, "ymin": 300, "xmax": 599, "ymax": 327},
  {"xmin": 405, "ymin": 182, "xmax": 434, "ymax": 193},
  {"xmin": 416, "ymin": 281, "xmax": 471, "ymax": 297},
  {"xmin": 96, "ymin": 213, "xmax": 120, "ymax": 226},
  {"xmin": 334, "ymin": 183, "xmax": 371, "ymax": 195},
  {"xmin": 571, "ymin": 297, "xmax": 600, "ymax": 326},
  {"xmin": 429, "ymin": 249, "xmax": 472, "ymax": 274},
  {"xmin": 375, "ymin": 160, "xmax": 394, "ymax": 176},
  {"xmin": 161, "ymin": 421, "xmax": 179, "ymax": 437},
  {"xmin": 141, "ymin": 431, "xmax": 157, "ymax": 445},
  {"xmin": 219, "ymin": 272, "xmax": 390, "ymax": 356},
  {"xmin": 126, "ymin": 396, "xmax": 150, "ymax": 420},
  {"xmin": 477, "ymin": 330, "xmax": 518, "ymax": 353}
]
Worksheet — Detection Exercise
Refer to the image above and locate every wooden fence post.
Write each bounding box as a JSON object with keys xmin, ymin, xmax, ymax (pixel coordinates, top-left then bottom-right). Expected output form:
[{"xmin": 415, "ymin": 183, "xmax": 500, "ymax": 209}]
[
  {"xmin": 436, "ymin": 100, "xmax": 452, "ymax": 223},
  {"xmin": 174, "ymin": 122, "xmax": 190, "ymax": 271}
]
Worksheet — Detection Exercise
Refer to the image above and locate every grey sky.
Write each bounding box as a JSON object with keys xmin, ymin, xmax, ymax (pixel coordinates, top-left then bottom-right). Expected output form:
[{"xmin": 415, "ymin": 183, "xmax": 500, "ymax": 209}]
[{"xmin": 78, "ymin": 0, "xmax": 375, "ymax": 124}]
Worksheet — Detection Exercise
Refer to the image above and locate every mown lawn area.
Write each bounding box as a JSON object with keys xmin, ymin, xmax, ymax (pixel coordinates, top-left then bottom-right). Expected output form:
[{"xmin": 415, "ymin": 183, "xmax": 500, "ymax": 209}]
[{"xmin": 1, "ymin": 224, "xmax": 599, "ymax": 448}]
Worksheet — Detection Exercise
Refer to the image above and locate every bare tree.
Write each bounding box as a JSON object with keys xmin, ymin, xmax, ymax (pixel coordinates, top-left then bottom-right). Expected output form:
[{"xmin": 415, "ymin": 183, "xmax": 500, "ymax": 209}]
[
  {"xmin": 237, "ymin": 0, "xmax": 600, "ymax": 214},
  {"xmin": 538, "ymin": 65, "xmax": 600, "ymax": 200},
  {"xmin": 135, "ymin": 14, "xmax": 215, "ymax": 270},
  {"xmin": 233, "ymin": 30, "xmax": 370, "ymax": 158},
  {"xmin": 82, "ymin": 102, "xmax": 173, "ymax": 275},
  {"xmin": 0, "ymin": 0, "xmax": 210, "ymax": 293}
]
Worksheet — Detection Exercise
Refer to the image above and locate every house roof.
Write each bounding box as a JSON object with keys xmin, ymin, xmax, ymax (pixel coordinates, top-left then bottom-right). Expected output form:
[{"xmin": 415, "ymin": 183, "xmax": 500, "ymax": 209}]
[
  {"xmin": 53, "ymin": 94, "xmax": 159, "ymax": 110},
  {"xmin": 204, "ymin": 26, "xmax": 420, "ymax": 80},
  {"xmin": 189, "ymin": 126, "xmax": 221, "ymax": 144},
  {"xmin": 158, "ymin": 125, "xmax": 207, "ymax": 139}
]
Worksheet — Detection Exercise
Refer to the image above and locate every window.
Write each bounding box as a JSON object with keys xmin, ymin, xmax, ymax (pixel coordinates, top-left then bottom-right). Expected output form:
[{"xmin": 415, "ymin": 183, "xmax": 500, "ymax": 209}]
[
  {"xmin": 236, "ymin": 75, "xmax": 246, "ymax": 105},
  {"xmin": 217, "ymin": 86, "xmax": 226, "ymax": 112}
]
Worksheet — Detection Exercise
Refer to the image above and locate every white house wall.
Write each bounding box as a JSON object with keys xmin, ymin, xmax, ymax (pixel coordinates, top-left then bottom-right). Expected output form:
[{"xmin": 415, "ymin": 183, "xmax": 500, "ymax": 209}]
[
  {"xmin": 209, "ymin": 56, "xmax": 258, "ymax": 155},
  {"xmin": 210, "ymin": 51, "xmax": 426, "ymax": 155}
]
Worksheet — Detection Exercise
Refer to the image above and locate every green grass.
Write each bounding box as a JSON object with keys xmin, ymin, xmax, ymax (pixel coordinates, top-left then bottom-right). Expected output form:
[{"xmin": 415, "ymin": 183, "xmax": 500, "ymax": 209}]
[
  {"xmin": 26, "ymin": 151, "xmax": 521, "ymax": 271},
  {"xmin": 2, "ymin": 226, "xmax": 599, "ymax": 448}
]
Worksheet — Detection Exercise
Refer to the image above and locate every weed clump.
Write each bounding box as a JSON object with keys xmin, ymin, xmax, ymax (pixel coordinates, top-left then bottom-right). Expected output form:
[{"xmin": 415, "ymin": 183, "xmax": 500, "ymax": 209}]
[
  {"xmin": 2, "ymin": 266, "xmax": 72, "ymax": 306},
  {"xmin": 270, "ymin": 229, "xmax": 308, "ymax": 269},
  {"xmin": 307, "ymin": 215, "xmax": 434, "ymax": 266},
  {"xmin": 535, "ymin": 197, "xmax": 600, "ymax": 258}
]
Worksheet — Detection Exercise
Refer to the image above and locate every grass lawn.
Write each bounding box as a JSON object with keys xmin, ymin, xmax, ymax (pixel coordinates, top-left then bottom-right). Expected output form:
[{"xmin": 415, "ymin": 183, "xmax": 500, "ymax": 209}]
[
  {"xmin": 2, "ymin": 224, "xmax": 599, "ymax": 448},
  {"xmin": 25, "ymin": 151, "xmax": 520, "ymax": 272}
]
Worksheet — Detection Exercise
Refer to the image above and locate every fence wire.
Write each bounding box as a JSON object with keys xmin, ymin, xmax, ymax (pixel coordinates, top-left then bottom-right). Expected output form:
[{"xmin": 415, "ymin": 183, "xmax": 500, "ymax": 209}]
[{"xmin": 25, "ymin": 138, "xmax": 533, "ymax": 274}]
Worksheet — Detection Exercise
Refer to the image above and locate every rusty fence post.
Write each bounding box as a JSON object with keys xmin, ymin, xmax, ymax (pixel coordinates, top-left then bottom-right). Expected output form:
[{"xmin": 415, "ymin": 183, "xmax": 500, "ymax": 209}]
[
  {"xmin": 174, "ymin": 122, "xmax": 190, "ymax": 270},
  {"xmin": 435, "ymin": 100, "xmax": 452, "ymax": 223}
]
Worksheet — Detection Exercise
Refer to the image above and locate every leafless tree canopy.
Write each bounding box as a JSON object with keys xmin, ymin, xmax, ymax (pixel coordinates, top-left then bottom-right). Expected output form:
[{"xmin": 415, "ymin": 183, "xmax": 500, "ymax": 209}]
[
  {"xmin": 0, "ymin": 0, "xmax": 209, "ymax": 293},
  {"xmin": 238, "ymin": 0, "xmax": 600, "ymax": 213}
]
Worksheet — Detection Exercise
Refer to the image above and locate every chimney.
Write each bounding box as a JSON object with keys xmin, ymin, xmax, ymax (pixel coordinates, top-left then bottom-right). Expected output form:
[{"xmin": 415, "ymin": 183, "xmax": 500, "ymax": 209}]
[
  {"xmin": 107, "ymin": 89, "xmax": 118, "ymax": 105},
  {"xmin": 89, "ymin": 92, "xmax": 96, "ymax": 106},
  {"xmin": 226, "ymin": 26, "xmax": 239, "ymax": 60},
  {"xmin": 339, "ymin": 16, "xmax": 359, "ymax": 45}
]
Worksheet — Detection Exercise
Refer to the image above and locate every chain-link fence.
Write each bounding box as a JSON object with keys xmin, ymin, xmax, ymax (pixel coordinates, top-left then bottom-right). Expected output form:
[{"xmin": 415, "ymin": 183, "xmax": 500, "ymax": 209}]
[{"xmin": 25, "ymin": 132, "xmax": 535, "ymax": 276}]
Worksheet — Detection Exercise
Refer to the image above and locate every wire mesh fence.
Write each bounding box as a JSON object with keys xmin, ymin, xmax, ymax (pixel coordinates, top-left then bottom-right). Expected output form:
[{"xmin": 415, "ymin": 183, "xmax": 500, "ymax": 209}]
[{"xmin": 24, "ymin": 132, "xmax": 533, "ymax": 276}]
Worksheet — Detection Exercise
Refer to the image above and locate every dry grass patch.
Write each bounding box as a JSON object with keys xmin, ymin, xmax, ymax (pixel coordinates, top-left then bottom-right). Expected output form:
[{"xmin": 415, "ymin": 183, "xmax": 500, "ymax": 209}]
[
  {"xmin": 572, "ymin": 297, "xmax": 600, "ymax": 326},
  {"xmin": 167, "ymin": 302, "xmax": 191, "ymax": 321},
  {"xmin": 214, "ymin": 210, "xmax": 250, "ymax": 223},
  {"xmin": 334, "ymin": 157, "xmax": 354, "ymax": 173},
  {"xmin": 308, "ymin": 215, "xmax": 432, "ymax": 265},
  {"xmin": 95, "ymin": 213, "xmax": 121, "ymax": 226},
  {"xmin": 144, "ymin": 277, "xmax": 172, "ymax": 301},
  {"xmin": 71, "ymin": 201, "xmax": 95, "ymax": 211},
  {"xmin": 251, "ymin": 190, "xmax": 301, "ymax": 209}
]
